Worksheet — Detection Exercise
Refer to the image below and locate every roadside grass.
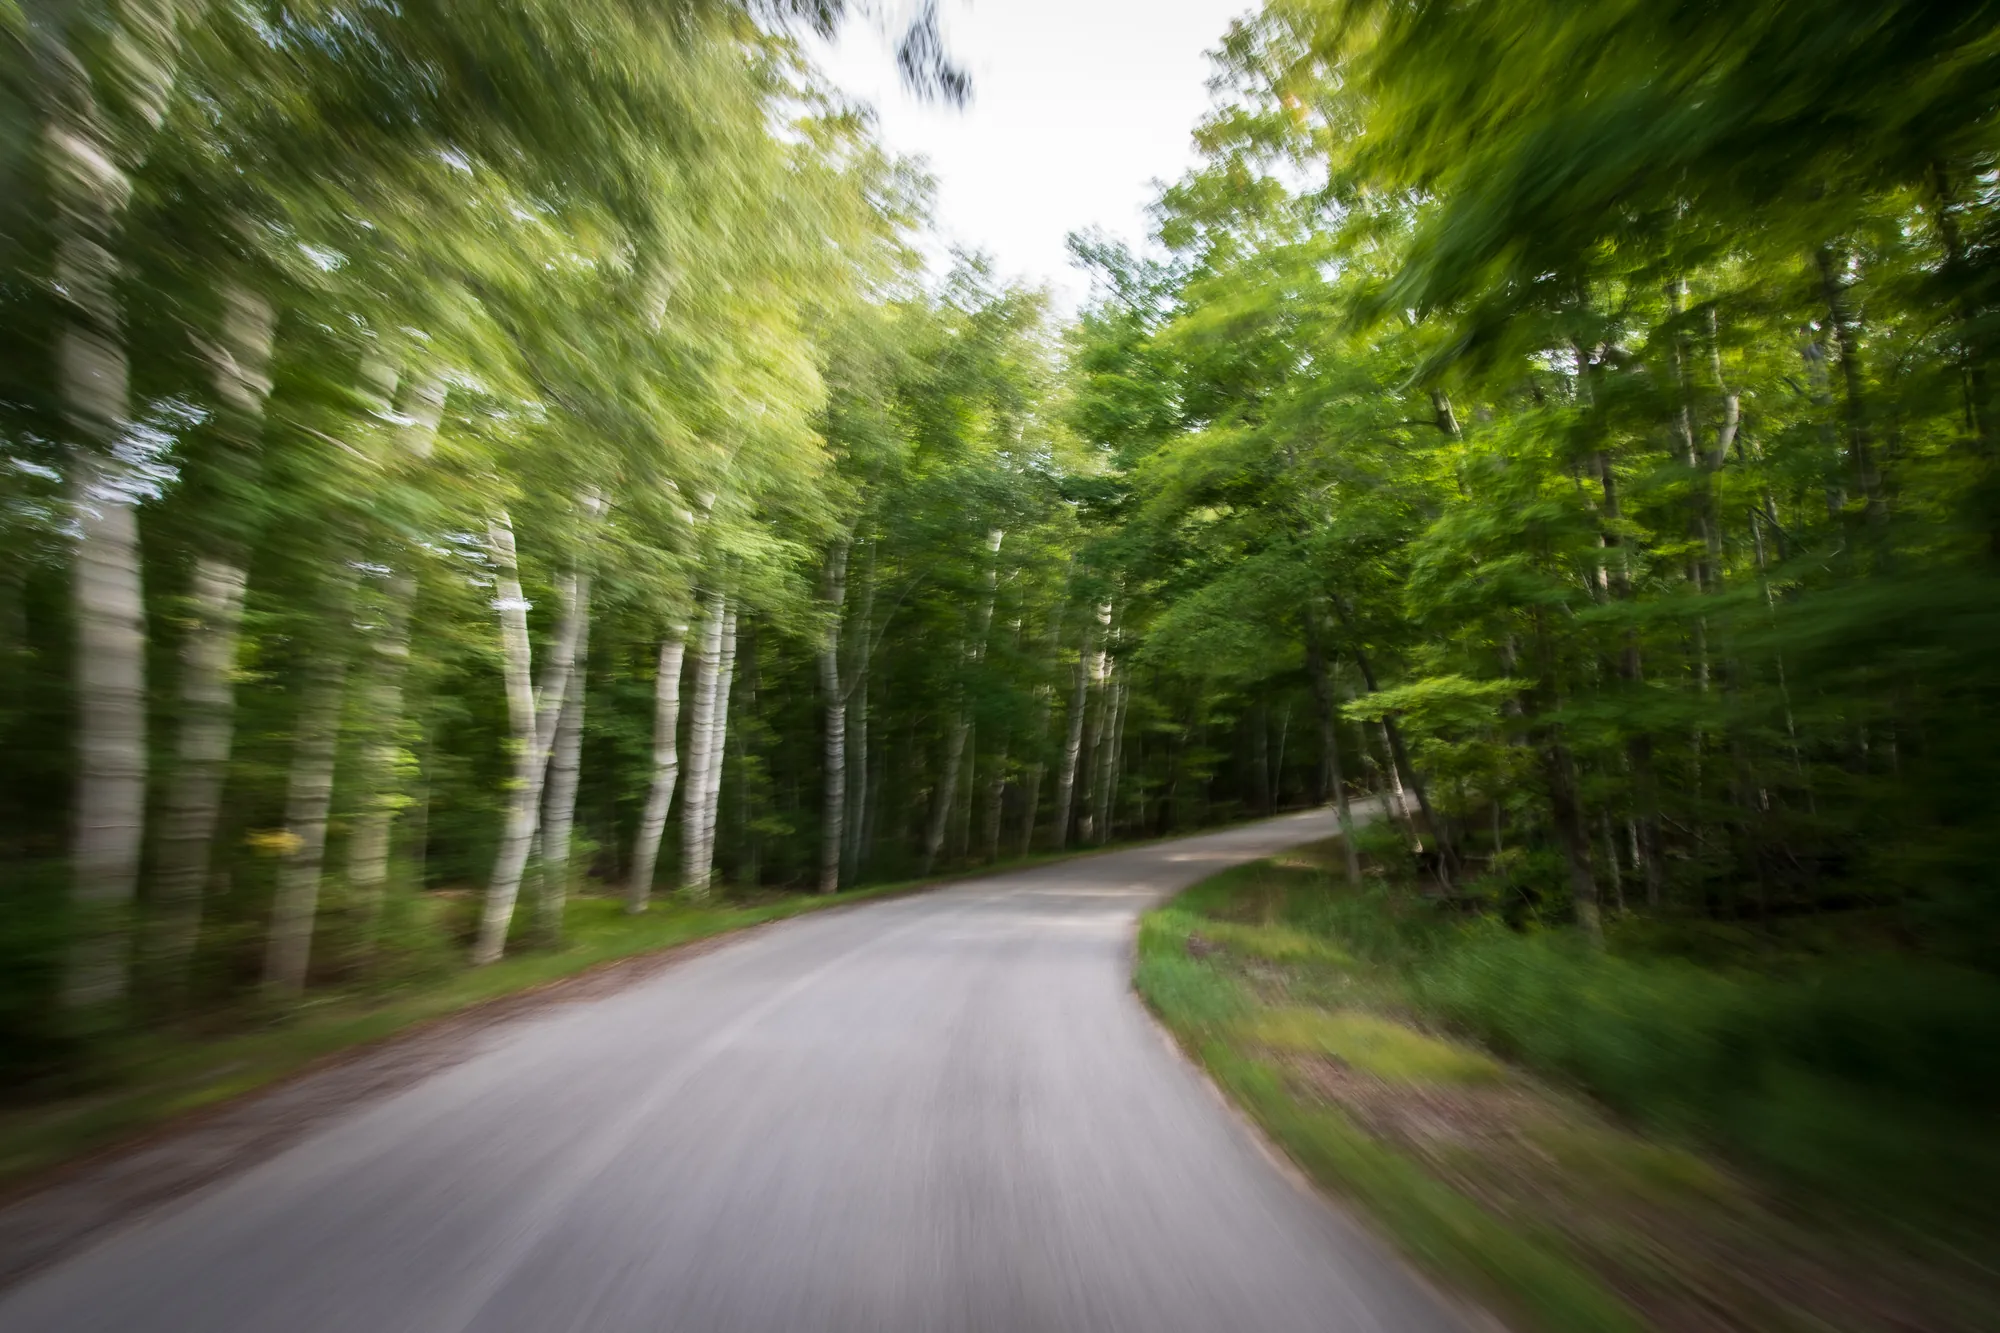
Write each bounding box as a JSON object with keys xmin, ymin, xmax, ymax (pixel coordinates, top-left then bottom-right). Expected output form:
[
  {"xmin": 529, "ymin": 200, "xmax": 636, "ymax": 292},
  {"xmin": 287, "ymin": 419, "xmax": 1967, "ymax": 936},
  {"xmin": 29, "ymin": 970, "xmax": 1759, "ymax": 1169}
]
[
  {"xmin": 0, "ymin": 840, "xmax": 1130, "ymax": 1193},
  {"xmin": 1135, "ymin": 843, "xmax": 2000, "ymax": 1333}
]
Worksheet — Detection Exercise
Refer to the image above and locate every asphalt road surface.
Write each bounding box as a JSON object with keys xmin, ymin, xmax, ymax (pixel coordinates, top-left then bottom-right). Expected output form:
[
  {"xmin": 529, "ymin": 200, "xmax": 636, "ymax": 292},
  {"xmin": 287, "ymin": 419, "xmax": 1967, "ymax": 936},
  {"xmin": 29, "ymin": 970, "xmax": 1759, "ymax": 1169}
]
[{"xmin": 0, "ymin": 810, "xmax": 1470, "ymax": 1333}]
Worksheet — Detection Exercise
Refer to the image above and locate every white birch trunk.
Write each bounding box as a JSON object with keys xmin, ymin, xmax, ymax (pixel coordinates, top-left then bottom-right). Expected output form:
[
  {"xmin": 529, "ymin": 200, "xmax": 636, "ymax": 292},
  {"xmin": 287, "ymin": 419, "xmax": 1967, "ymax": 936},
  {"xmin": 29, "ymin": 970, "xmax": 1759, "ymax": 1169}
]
[
  {"xmin": 680, "ymin": 592, "xmax": 727, "ymax": 898},
  {"xmin": 1096, "ymin": 677, "xmax": 1127, "ymax": 843},
  {"xmin": 149, "ymin": 556, "xmax": 246, "ymax": 985},
  {"xmin": 263, "ymin": 651, "xmax": 349, "ymax": 1000},
  {"xmin": 151, "ymin": 283, "xmax": 276, "ymax": 984},
  {"xmin": 346, "ymin": 372, "xmax": 444, "ymax": 927},
  {"xmin": 50, "ymin": 73, "xmax": 145, "ymax": 1014},
  {"xmin": 843, "ymin": 665, "xmax": 869, "ymax": 885},
  {"xmin": 1082, "ymin": 656, "xmax": 1112, "ymax": 844},
  {"xmin": 697, "ymin": 605, "xmax": 738, "ymax": 889},
  {"xmin": 537, "ymin": 586, "xmax": 589, "ymax": 942},
  {"xmin": 473, "ymin": 521, "xmax": 582, "ymax": 964},
  {"xmin": 626, "ymin": 629, "xmax": 686, "ymax": 913},
  {"xmin": 818, "ymin": 542, "xmax": 849, "ymax": 894},
  {"xmin": 1051, "ymin": 608, "xmax": 1102, "ymax": 852},
  {"xmin": 921, "ymin": 716, "xmax": 969, "ymax": 876}
]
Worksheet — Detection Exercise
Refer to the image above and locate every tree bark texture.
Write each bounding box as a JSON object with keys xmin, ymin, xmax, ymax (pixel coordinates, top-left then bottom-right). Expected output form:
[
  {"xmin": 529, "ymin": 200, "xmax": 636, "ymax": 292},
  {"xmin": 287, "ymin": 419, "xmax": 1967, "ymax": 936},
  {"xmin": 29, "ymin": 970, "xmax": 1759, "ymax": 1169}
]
[
  {"xmin": 818, "ymin": 542, "xmax": 849, "ymax": 893},
  {"xmin": 537, "ymin": 588, "xmax": 589, "ymax": 942},
  {"xmin": 626, "ymin": 629, "xmax": 686, "ymax": 913},
  {"xmin": 680, "ymin": 591, "xmax": 727, "ymax": 898},
  {"xmin": 473, "ymin": 523, "xmax": 583, "ymax": 964},
  {"xmin": 263, "ymin": 649, "xmax": 350, "ymax": 1000},
  {"xmin": 149, "ymin": 556, "xmax": 247, "ymax": 988}
]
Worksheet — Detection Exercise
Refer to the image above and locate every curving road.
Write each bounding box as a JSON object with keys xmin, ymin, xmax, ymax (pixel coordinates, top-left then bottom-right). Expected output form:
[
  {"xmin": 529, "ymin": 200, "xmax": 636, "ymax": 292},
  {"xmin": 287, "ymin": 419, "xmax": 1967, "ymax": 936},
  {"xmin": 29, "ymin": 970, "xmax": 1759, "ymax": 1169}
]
[{"xmin": 0, "ymin": 810, "xmax": 1467, "ymax": 1333}]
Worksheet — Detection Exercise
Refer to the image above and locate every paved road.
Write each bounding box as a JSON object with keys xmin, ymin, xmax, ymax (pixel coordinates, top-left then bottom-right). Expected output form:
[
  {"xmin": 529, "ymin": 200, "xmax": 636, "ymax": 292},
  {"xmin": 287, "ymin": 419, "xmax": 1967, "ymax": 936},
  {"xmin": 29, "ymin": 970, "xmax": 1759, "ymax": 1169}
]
[{"xmin": 0, "ymin": 811, "xmax": 1468, "ymax": 1333}]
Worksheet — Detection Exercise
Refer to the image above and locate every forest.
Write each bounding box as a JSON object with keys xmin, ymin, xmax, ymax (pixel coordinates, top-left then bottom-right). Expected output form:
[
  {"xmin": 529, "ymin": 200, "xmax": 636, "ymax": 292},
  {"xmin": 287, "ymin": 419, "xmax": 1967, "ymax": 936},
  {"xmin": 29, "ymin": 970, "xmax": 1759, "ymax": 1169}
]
[{"xmin": 4, "ymin": 0, "xmax": 1999, "ymax": 1255}]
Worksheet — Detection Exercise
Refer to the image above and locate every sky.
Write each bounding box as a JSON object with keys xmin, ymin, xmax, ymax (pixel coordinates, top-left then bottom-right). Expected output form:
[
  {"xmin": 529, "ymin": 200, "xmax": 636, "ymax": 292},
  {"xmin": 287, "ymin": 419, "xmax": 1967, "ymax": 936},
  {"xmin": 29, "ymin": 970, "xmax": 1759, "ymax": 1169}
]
[{"xmin": 813, "ymin": 0, "xmax": 1252, "ymax": 311}]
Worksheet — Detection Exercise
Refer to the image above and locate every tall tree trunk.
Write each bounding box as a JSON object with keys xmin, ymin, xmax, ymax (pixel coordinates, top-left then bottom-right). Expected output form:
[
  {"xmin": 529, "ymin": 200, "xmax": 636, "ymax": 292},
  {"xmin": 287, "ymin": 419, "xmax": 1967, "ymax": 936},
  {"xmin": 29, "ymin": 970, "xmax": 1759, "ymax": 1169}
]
[
  {"xmin": 1100, "ymin": 678, "xmax": 1128, "ymax": 842},
  {"xmin": 818, "ymin": 542, "xmax": 849, "ymax": 893},
  {"xmin": 692, "ymin": 603, "xmax": 737, "ymax": 896},
  {"xmin": 626, "ymin": 628, "xmax": 686, "ymax": 913},
  {"xmin": 1018, "ymin": 684, "xmax": 1050, "ymax": 857},
  {"xmin": 1532, "ymin": 608, "xmax": 1604, "ymax": 945},
  {"xmin": 537, "ymin": 588, "xmax": 589, "ymax": 944},
  {"xmin": 844, "ymin": 662, "xmax": 870, "ymax": 885},
  {"xmin": 680, "ymin": 591, "xmax": 727, "ymax": 897},
  {"xmin": 1817, "ymin": 246, "xmax": 1886, "ymax": 523},
  {"xmin": 50, "ymin": 0, "xmax": 189, "ymax": 1015},
  {"xmin": 1330, "ymin": 596, "xmax": 1455, "ymax": 885},
  {"xmin": 345, "ymin": 371, "xmax": 444, "ymax": 938},
  {"xmin": 983, "ymin": 746, "xmax": 1008, "ymax": 862},
  {"xmin": 149, "ymin": 556, "xmax": 247, "ymax": 989},
  {"xmin": 263, "ymin": 648, "xmax": 351, "ymax": 1000},
  {"xmin": 1248, "ymin": 703, "xmax": 1271, "ymax": 817},
  {"xmin": 473, "ymin": 522, "xmax": 582, "ymax": 965},
  {"xmin": 1303, "ymin": 606, "xmax": 1363, "ymax": 883},
  {"xmin": 345, "ymin": 571, "xmax": 413, "ymax": 939},
  {"xmin": 151, "ymin": 281, "xmax": 275, "ymax": 989},
  {"xmin": 1052, "ymin": 605, "xmax": 1103, "ymax": 850},
  {"xmin": 921, "ymin": 715, "xmax": 970, "ymax": 875},
  {"xmin": 922, "ymin": 530, "xmax": 1003, "ymax": 873}
]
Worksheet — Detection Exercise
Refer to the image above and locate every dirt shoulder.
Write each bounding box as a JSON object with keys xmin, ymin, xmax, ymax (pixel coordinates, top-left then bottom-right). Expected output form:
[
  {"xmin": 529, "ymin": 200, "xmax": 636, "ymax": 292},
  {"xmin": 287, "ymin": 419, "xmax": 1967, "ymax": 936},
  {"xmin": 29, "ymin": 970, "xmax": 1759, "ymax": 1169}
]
[{"xmin": 1136, "ymin": 846, "xmax": 1999, "ymax": 1333}]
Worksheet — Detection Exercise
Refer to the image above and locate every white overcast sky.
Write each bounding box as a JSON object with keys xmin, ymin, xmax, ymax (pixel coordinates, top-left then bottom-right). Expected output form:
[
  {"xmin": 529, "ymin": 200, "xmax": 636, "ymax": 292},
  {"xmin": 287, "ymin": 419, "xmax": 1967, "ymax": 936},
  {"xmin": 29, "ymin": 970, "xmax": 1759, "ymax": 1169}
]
[{"xmin": 812, "ymin": 0, "xmax": 1252, "ymax": 310}]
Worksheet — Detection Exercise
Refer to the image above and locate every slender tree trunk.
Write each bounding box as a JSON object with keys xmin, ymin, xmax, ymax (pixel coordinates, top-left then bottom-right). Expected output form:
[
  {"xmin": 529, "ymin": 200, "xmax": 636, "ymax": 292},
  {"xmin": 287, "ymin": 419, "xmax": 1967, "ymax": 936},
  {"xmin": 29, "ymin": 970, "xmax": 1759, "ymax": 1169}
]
[
  {"xmin": 1248, "ymin": 704, "xmax": 1271, "ymax": 816},
  {"xmin": 263, "ymin": 649, "xmax": 350, "ymax": 1000},
  {"xmin": 346, "ymin": 571, "xmax": 413, "ymax": 939},
  {"xmin": 922, "ymin": 715, "xmax": 970, "ymax": 875},
  {"xmin": 1052, "ymin": 607, "xmax": 1102, "ymax": 850},
  {"xmin": 50, "ymin": 0, "xmax": 188, "ymax": 1015},
  {"xmin": 345, "ymin": 372, "xmax": 443, "ymax": 940},
  {"xmin": 1817, "ymin": 246, "xmax": 1885, "ymax": 522},
  {"xmin": 151, "ymin": 280, "xmax": 275, "ymax": 988},
  {"xmin": 150, "ymin": 556, "xmax": 247, "ymax": 988},
  {"xmin": 692, "ymin": 604, "xmax": 737, "ymax": 895},
  {"xmin": 680, "ymin": 591, "xmax": 727, "ymax": 897},
  {"xmin": 983, "ymin": 746, "xmax": 1008, "ymax": 862},
  {"xmin": 1302, "ymin": 604, "xmax": 1362, "ymax": 882},
  {"xmin": 922, "ymin": 530, "xmax": 1003, "ymax": 873},
  {"xmin": 1018, "ymin": 685, "xmax": 1050, "ymax": 858},
  {"xmin": 1099, "ymin": 678, "xmax": 1128, "ymax": 842},
  {"xmin": 818, "ymin": 542, "xmax": 849, "ymax": 893},
  {"xmin": 473, "ymin": 521, "xmax": 582, "ymax": 964},
  {"xmin": 844, "ymin": 664, "xmax": 869, "ymax": 885},
  {"xmin": 537, "ymin": 589, "xmax": 589, "ymax": 943},
  {"xmin": 1532, "ymin": 608, "xmax": 1604, "ymax": 945},
  {"xmin": 626, "ymin": 629, "xmax": 686, "ymax": 912}
]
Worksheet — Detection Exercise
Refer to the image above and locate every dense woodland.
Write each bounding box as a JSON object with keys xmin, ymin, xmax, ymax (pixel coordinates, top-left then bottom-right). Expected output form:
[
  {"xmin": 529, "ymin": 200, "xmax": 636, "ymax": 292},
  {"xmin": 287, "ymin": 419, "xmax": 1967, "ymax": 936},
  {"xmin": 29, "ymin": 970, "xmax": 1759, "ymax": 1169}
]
[{"xmin": 3, "ymin": 0, "xmax": 1998, "ymax": 1148}]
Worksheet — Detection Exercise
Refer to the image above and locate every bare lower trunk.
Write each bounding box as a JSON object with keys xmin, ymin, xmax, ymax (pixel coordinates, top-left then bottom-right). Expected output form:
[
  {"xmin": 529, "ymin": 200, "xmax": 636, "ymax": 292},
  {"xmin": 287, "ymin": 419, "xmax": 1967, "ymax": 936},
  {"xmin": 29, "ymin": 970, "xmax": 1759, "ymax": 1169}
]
[
  {"xmin": 921, "ymin": 714, "xmax": 969, "ymax": 875},
  {"xmin": 1098, "ymin": 679, "xmax": 1127, "ymax": 843},
  {"xmin": 65, "ymin": 455, "xmax": 147, "ymax": 1011},
  {"xmin": 819, "ymin": 543, "xmax": 849, "ymax": 893},
  {"xmin": 150, "ymin": 556, "xmax": 247, "ymax": 986},
  {"xmin": 693, "ymin": 605, "xmax": 737, "ymax": 895},
  {"xmin": 345, "ymin": 571, "xmax": 415, "ymax": 939},
  {"xmin": 1052, "ymin": 609, "xmax": 1101, "ymax": 850},
  {"xmin": 626, "ymin": 630, "xmax": 686, "ymax": 912},
  {"xmin": 263, "ymin": 652, "xmax": 350, "ymax": 1000},
  {"xmin": 1543, "ymin": 740, "xmax": 1604, "ymax": 945},
  {"xmin": 848, "ymin": 660, "xmax": 872, "ymax": 880},
  {"xmin": 346, "ymin": 373, "xmax": 444, "ymax": 937},
  {"xmin": 473, "ymin": 524, "xmax": 583, "ymax": 964},
  {"xmin": 983, "ymin": 747, "xmax": 1008, "ymax": 863},
  {"xmin": 1302, "ymin": 607, "xmax": 1362, "ymax": 882},
  {"xmin": 537, "ymin": 593, "xmax": 589, "ymax": 943},
  {"xmin": 52, "ymin": 0, "xmax": 187, "ymax": 1015},
  {"xmin": 680, "ymin": 592, "xmax": 727, "ymax": 897}
]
